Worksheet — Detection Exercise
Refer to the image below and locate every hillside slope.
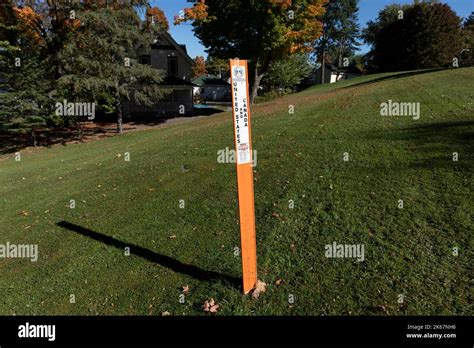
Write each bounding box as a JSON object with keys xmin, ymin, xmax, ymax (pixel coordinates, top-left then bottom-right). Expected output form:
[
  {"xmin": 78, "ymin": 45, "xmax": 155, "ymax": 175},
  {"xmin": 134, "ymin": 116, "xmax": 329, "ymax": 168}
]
[{"xmin": 0, "ymin": 68, "xmax": 472, "ymax": 315}]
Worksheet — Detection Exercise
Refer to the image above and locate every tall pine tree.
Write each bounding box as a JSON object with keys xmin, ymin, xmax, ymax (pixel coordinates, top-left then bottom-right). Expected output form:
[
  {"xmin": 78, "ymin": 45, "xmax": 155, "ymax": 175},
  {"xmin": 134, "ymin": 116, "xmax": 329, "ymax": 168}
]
[
  {"xmin": 56, "ymin": 2, "xmax": 170, "ymax": 134},
  {"xmin": 314, "ymin": 0, "xmax": 360, "ymax": 83},
  {"xmin": 0, "ymin": 1, "xmax": 54, "ymax": 145}
]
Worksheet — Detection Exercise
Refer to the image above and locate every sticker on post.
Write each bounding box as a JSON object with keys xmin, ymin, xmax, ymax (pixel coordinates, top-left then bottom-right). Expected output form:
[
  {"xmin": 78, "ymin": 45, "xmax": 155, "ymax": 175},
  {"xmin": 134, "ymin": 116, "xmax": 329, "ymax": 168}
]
[{"xmin": 238, "ymin": 143, "xmax": 250, "ymax": 164}]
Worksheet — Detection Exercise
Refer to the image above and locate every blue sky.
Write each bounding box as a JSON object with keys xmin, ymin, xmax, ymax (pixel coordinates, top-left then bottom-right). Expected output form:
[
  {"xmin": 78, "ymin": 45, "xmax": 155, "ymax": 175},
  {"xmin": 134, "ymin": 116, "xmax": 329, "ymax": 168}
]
[{"xmin": 150, "ymin": 0, "xmax": 473, "ymax": 59}]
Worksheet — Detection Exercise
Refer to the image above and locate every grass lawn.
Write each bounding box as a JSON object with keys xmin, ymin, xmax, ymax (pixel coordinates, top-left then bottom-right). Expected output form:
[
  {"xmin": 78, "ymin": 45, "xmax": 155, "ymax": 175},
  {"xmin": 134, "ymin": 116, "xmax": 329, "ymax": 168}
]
[{"xmin": 0, "ymin": 68, "xmax": 472, "ymax": 315}]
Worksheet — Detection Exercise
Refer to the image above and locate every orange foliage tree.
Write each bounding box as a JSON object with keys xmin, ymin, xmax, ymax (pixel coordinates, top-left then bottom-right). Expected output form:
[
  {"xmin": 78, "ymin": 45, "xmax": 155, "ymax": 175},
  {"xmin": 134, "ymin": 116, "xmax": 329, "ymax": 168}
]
[
  {"xmin": 191, "ymin": 55, "xmax": 207, "ymax": 77},
  {"xmin": 146, "ymin": 7, "xmax": 169, "ymax": 31},
  {"xmin": 176, "ymin": 0, "xmax": 326, "ymax": 101}
]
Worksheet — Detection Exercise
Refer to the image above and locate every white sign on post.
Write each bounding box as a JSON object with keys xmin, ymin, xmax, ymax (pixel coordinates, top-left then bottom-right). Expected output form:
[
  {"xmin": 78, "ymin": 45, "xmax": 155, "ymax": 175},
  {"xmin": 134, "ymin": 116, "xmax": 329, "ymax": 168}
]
[{"xmin": 231, "ymin": 65, "xmax": 252, "ymax": 165}]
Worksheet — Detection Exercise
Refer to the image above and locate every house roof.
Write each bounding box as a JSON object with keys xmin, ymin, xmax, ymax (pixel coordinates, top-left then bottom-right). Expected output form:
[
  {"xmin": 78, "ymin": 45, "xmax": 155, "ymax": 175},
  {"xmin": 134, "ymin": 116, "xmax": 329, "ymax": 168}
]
[
  {"xmin": 325, "ymin": 64, "xmax": 339, "ymax": 72},
  {"xmin": 151, "ymin": 32, "xmax": 194, "ymax": 66},
  {"xmin": 162, "ymin": 75, "xmax": 196, "ymax": 86},
  {"xmin": 345, "ymin": 65, "xmax": 363, "ymax": 74},
  {"xmin": 192, "ymin": 74, "xmax": 230, "ymax": 86}
]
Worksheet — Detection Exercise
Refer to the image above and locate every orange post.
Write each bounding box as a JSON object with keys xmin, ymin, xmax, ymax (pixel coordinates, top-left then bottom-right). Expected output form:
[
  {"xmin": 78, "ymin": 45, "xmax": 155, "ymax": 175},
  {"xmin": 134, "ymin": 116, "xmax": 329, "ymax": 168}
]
[{"xmin": 229, "ymin": 59, "xmax": 257, "ymax": 294}]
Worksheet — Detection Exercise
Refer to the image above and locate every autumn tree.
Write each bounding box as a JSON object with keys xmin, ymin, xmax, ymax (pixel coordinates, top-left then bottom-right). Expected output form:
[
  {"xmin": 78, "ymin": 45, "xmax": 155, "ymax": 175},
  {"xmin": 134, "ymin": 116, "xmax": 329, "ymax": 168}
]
[
  {"xmin": 176, "ymin": 0, "xmax": 326, "ymax": 102},
  {"xmin": 191, "ymin": 55, "xmax": 207, "ymax": 77},
  {"xmin": 145, "ymin": 6, "xmax": 169, "ymax": 31}
]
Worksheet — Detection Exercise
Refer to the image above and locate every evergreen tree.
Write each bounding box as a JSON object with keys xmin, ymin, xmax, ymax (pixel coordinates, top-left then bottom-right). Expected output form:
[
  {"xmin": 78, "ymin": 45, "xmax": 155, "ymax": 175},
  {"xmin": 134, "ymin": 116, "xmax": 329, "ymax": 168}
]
[
  {"xmin": 0, "ymin": 1, "xmax": 54, "ymax": 145},
  {"xmin": 363, "ymin": 2, "xmax": 463, "ymax": 72},
  {"xmin": 54, "ymin": 2, "xmax": 169, "ymax": 134},
  {"xmin": 314, "ymin": 0, "xmax": 361, "ymax": 83}
]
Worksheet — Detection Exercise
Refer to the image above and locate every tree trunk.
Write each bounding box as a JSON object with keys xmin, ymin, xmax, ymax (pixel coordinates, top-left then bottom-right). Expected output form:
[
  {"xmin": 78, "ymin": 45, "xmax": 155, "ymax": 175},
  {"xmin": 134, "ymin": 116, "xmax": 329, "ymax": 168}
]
[
  {"xmin": 115, "ymin": 83, "xmax": 123, "ymax": 134},
  {"xmin": 320, "ymin": 29, "xmax": 326, "ymax": 85},
  {"xmin": 250, "ymin": 67, "xmax": 264, "ymax": 104},
  {"xmin": 31, "ymin": 130, "xmax": 37, "ymax": 148},
  {"xmin": 321, "ymin": 53, "xmax": 325, "ymax": 84},
  {"xmin": 249, "ymin": 53, "xmax": 272, "ymax": 104},
  {"xmin": 117, "ymin": 102, "xmax": 123, "ymax": 134},
  {"xmin": 77, "ymin": 121, "xmax": 84, "ymax": 141},
  {"xmin": 337, "ymin": 40, "xmax": 344, "ymax": 80},
  {"xmin": 337, "ymin": 50, "xmax": 342, "ymax": 80}
]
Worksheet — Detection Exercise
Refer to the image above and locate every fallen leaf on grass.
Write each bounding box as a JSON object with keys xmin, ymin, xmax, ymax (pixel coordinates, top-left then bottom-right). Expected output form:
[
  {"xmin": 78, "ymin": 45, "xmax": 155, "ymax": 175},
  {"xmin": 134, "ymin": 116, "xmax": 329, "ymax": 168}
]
[
  {"xmin": 275, "ymin": 279, "xmax": 284, "ymax": 286},
  {"xmin": 168, "ymin": 235, "xmax": 177, "ymax": 239},
  {"xmin": 161, "ymin": 311, "xmax": 171, "ymax": 316},
  {"xmin": 203, "ymin": 298, "xmax": 220, "ymax": 313},
  {"xmin": 251, "ymin": 280, "xmax": 267, "ymax": 299},
  {"xmin": 20, "ymin": 210, "xmax": 29, "ymax": 216},
  {"xmin": 378, "ymin": 305, "xmax": 390, "ymax": 315},
  {"xmin": 271, "ymin": 212, "xmax": 287, "ymax": 222},
  {"xmin": 182, "ymin": 285, "xmax": 190, "ymax": 295}
]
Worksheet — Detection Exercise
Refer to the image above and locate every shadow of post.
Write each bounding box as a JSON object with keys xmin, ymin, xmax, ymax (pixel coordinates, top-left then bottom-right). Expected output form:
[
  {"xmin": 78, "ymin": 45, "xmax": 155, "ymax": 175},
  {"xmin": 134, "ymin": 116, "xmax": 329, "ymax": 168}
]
[{"xmin": 56, "ymin": 221, "xmax": 241, "ymax": 290}]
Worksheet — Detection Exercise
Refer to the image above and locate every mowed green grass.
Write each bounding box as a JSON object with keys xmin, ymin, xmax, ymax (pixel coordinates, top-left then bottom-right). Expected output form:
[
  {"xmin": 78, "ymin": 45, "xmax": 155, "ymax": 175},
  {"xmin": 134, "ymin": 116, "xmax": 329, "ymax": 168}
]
[{"xmin": 0, "ymin": 68, "xmax": 472, "ymax": 315}]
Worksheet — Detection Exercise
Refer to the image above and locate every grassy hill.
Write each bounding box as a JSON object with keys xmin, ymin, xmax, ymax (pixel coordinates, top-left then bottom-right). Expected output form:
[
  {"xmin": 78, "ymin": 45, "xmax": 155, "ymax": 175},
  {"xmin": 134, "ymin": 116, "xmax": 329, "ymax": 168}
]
[{"xmin": 0, "ymin": 68, "xmax": 472, "ymax": 315}]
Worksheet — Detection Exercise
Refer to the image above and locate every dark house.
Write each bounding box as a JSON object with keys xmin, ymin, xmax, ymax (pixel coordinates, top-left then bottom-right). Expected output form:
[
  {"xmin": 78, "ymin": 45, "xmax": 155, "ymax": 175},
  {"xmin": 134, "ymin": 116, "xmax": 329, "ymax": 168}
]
[{"xmin": 125, "ymin": 32, "xmax": 195, "ymax": 117}]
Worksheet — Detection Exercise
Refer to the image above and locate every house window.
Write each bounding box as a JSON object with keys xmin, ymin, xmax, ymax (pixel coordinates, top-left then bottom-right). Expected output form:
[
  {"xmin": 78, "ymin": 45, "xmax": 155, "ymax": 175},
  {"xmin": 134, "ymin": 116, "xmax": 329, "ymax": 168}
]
[
  {"xmin": 139, "ymin": 55, "xmax": 151, "ymax": 65},
  {"xmin": 168, "ymin": 56, "xmax": 178, "ymax": 76}
]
